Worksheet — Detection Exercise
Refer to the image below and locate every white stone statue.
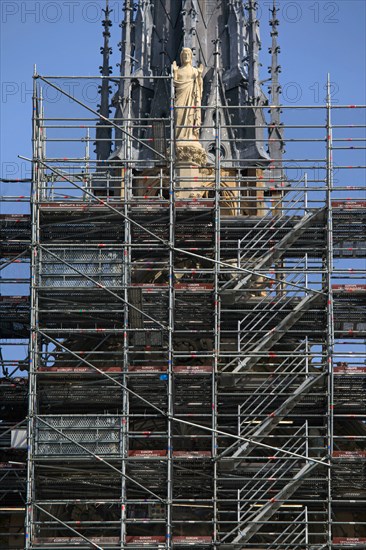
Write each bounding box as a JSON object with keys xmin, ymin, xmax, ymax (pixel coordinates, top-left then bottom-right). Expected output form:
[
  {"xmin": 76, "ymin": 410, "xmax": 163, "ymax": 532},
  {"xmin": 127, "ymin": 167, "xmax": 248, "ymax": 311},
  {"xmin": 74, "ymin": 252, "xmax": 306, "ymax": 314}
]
[{"xmin": 173, "ymin": 48, "xmax": 204, "ymax": 151}]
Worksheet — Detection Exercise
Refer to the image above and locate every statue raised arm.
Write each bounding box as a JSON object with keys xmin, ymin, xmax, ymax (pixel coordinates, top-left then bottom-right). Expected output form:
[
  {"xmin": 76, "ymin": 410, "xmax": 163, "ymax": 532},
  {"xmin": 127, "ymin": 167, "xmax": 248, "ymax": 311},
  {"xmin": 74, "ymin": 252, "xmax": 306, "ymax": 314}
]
[{"xmin": 172, "ymin": 60, "xmax": 179, "ymax": 80}]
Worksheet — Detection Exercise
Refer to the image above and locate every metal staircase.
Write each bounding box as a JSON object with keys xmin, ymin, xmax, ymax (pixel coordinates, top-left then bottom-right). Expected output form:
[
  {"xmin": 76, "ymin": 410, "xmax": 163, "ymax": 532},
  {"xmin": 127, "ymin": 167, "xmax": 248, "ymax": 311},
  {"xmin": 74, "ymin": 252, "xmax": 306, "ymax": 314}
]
[
  {"xmin": 221, "ymin": 425, "xmax": 321, "ymax": 545},
  {"xmin": 222, "ymin": 262, "xmax": 322, "ymax": 374},
  {"xmin": 221, "ymin": 182, "xmax": 324, "ymax": 293},
  {"xmin": 265, "ymin": 508, "xmax": 309, "ymax": 549},
  {"xmin": 232, "ymin": 461, "xmax": 319, "ymax": 544},
  {"xmin": 220, "ymin": 348, "xmax": 325, "ymax": 460},
  {"xmin": 233, "ymin": 207, "xmax": 325, "ymax": 291}
]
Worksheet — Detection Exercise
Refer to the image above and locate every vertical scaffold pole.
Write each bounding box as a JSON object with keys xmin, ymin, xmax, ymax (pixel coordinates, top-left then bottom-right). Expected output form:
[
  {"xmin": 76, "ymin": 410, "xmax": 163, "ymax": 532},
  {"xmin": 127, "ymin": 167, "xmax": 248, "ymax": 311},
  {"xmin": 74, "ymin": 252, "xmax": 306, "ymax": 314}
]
[
  {"xmin": 212, "ymin": 30, "xmax": 221, "ymax": 546},
  {"xmin": 121, "ymin": 77, "xmax": 132, "ymax": 547},
  {"xmin": 25, "ymin": 68, "xmax": 39, "ymax": 549},
  {"xmin": 167, "ymin": 65, "xmax": 175, "ymax": 550},
  {"xmin": 326, "ymin": 73, "xmax": 335, "ymax": 546}
]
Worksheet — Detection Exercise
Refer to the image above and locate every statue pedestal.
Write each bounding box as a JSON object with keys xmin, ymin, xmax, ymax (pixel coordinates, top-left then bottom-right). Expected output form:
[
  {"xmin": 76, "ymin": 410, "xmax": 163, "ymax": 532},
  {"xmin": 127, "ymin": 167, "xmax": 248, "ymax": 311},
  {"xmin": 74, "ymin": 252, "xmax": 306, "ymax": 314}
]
[
  {"xmin": 175, "ymin": 162, "xmax": 204, "ymax": 199},
  {"xmin": 175, "ymin": 143, "xmax": 207, "ymax": 199}
]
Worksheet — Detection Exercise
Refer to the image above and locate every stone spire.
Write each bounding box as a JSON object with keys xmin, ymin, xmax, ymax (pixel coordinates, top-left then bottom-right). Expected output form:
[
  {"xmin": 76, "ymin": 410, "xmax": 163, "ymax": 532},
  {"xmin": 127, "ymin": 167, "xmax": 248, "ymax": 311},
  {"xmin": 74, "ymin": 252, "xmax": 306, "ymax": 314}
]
[
  {"xmin": 95, "ymin": 0, "xmax": 112, "ymax": 161},
  {"xmin": 232, "ymin": 0, "xmax": 268, "ymax": 164},
  {"xmin": 181, "ymin": 0, "xmax": 199, "ymax": 54},
  {"xmin": 247, "ymin": 0, "xmax": 261, "ymax": 101},
  {"xmin": 134, "ymin": 1, "xmax": 153, "ymax": 76},
  {"xmin": 268, "ymin": 0, "xmax": 285, "ymax": 181},
  {"xmin": 111, "ymin": 0, "xmax": 269, "ymax": 165},
  {"xmin": 113, "ymin": 0, "xmax": 133, "ymax": 147}
]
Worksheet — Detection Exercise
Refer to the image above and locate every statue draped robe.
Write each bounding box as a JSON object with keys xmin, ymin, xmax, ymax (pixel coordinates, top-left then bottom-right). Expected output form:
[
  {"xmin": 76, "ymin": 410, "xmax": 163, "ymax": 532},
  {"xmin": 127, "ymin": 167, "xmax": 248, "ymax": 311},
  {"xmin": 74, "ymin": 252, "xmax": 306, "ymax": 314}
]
[{"xmin": 174, "ymin": 65, "xmax": 203, "ymax": 142}]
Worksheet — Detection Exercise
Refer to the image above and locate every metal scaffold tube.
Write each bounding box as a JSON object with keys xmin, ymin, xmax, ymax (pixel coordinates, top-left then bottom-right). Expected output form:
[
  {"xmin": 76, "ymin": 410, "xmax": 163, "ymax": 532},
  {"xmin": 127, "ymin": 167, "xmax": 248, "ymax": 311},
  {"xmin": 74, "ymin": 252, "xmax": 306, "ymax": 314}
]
[{"xmin": 326, "ymin": 74, "xmax": 335, "ymax": 548}]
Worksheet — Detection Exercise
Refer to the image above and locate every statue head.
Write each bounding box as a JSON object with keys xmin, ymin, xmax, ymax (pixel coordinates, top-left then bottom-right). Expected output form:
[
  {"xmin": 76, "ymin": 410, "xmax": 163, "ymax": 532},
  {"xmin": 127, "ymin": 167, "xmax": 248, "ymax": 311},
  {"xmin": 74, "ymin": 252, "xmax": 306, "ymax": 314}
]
[{"xmin": 180, "ymin": 47, "xmax": 193, "ymax": 65}]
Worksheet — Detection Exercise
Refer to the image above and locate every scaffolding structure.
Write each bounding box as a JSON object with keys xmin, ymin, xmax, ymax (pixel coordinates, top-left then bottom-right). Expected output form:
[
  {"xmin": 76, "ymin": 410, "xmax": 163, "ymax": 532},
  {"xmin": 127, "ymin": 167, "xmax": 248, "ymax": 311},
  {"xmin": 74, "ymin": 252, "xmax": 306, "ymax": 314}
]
[{"xmin": 1, "ymin": 37, "xmax": 366, "ymax": 550}]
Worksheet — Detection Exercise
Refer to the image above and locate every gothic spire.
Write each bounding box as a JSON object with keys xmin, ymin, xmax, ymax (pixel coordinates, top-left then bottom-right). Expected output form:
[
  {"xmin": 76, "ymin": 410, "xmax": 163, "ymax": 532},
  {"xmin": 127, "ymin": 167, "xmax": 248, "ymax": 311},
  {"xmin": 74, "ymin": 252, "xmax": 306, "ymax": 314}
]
[
  {"xmin": 246, "ymin": 0, "xmax": 261, "ymax": 102},
  {"xmin": 268, "ymin": 0, "xmax": 285, "ymax": 178},
  {"xmin": 181, "ymin": 0, "xmax": 199, "ymax": 58},
  {"xmin": 239, "ymin": 0, "xmax": 269, "ymax": 164},
  {"xmin": 109, "ymin": 0, "xmax": 270, "ymax": 165},
  {"xmin": 112, "ymin": 0, "xmax": 133, "ymax": 148},
  {"xmin": 95, "ymin": 0, "xmax": 112, "ymax": 161},
  {"xmin": 134, "ymin": 0, "xmax": 153, "ymax": 75},
  {"xmin": 119, "ymin": 0, "xmax": 133, "ymax": 108}
]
